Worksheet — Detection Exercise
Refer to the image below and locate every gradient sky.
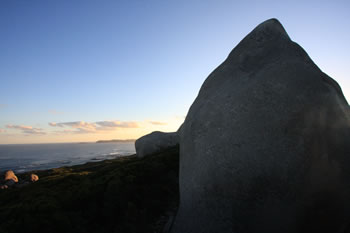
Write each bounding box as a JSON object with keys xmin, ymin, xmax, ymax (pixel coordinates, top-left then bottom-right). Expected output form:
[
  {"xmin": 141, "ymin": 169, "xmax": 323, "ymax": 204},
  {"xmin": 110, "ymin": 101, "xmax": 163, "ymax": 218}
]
[{"xmin": 1, "ymin": 0, "xmax": 349, "ymax": 144}]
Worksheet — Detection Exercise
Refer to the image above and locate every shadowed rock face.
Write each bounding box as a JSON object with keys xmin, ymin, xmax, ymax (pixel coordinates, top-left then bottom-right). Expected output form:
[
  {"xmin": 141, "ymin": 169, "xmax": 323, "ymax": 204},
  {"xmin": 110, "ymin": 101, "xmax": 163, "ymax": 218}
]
[{"xmin": 171, "ymin": 19, "xmax": 350, "ymax": 233}]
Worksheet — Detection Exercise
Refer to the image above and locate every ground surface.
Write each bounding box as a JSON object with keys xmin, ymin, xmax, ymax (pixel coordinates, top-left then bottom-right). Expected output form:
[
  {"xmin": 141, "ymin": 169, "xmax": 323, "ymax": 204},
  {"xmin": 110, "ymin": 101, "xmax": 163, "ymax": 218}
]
[{"xmin": 0, "ymin": 146, "xmax": 179, "ymax": 233}]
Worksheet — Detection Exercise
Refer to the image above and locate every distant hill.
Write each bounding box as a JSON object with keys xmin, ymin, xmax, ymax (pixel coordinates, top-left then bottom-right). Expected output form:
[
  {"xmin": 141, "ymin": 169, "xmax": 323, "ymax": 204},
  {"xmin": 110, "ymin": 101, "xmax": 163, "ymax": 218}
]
[{"xmin": 96, "ymin": 139, "xmax": 135, "ymax": 143}]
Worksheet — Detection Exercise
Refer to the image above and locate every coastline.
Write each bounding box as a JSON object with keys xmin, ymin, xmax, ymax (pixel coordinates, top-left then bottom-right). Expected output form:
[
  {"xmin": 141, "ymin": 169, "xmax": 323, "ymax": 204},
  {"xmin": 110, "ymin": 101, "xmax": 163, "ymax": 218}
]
[
  {"xmin": 0, "ymin": 142, "xmax": 136, "ymax": 174},
  {"xmin": 0, "ymin": 146, "xmax": 179, "ymax": 233}
]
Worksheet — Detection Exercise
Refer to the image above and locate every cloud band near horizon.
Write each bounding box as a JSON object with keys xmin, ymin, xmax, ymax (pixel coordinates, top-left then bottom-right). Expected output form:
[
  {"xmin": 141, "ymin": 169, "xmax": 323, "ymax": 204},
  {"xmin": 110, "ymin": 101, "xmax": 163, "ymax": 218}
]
[
  {"xmin": 6, "ymin": 125, "xmax": 46, "ymax": 135},
  {"xmin": 48, "ymin": 120, "xmax": 145, "ymax": 134},
  {"xmin": 3, "ymin": 119, "xmax": 170, "ymax": 137}
]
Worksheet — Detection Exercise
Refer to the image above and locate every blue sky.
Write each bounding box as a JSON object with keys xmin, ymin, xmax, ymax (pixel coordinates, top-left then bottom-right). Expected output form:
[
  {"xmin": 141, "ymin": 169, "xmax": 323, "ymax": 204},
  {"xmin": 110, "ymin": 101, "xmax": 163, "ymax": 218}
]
[{"xmin": 0, "ymin": 0, "xmax": 349, "ymax": 143}]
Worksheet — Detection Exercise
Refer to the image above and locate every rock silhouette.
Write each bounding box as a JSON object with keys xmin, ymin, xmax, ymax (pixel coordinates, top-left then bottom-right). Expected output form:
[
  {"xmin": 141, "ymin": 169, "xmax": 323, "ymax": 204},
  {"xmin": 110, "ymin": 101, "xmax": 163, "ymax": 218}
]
[
  {"xmin": 0, "ymin": 170, "xmax": 18, "ymax": 189},
  {"xmin": 171, "ymin": 18, "xmax": 350, "ymax": 233}
]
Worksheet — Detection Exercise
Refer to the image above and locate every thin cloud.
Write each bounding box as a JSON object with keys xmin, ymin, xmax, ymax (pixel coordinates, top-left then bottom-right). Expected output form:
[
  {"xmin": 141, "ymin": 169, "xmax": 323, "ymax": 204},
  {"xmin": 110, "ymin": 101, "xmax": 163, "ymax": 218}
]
[
  {"xmin": 49, "ymin": 120, "xmax": 140, "ymax": 134},
  {"xmin": 148, "ymin": 121, "xmax": 167, "ymax": 126},
  {"xmin": 50, "ymin": 121, "xmax": 96, "ymax": 129},
  {"xmin": 7, "ymin": 125, "xmax": 33, "ymax": 130},
  {"xmin": 53, "ymin": 129, "xmax": 75, "ymax": 134},
  {"xmin": 6, "ymin": 125, "xmax": 46, "ymax": 135},
  {"xmin": 0, "ymin": 129, "xmax": 5, "ymax": 133},
  {"xmin": 96, "ymin": 121, "xmax": 139, "ymax": 128},
  {"xmin": 49, "ymin": 121, "xmax": 97, "ymax": 133}
]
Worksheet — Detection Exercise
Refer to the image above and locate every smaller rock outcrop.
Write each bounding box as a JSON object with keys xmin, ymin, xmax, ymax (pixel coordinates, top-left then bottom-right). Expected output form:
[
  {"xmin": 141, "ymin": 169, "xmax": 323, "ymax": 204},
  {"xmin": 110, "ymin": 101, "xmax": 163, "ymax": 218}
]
[
  {"xmin": 4, "ymin": 170, "xmax": 18, "ymax": 183},
  {"xmin": 1, "ymin": 170, "xmax": 19, "ymax": 189},
  {"xmin": 135, "ymin": 131, "xmax": 179, "ymax": 158},
  {"xmin": 30, "ymin": 174, "xmax": 39, "ymax": 182},
  {"xmin": 0, "ymin": 171, "xmax": 40, "ymax": 189}
]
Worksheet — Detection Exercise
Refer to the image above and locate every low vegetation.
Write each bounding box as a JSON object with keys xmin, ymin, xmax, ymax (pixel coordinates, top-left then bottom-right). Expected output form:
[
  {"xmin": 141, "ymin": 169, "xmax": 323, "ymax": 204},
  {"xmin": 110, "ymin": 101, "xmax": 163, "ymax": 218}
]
[{"xmin": 0, "ymin": 146, "xmax": 179, "ymax": 233}]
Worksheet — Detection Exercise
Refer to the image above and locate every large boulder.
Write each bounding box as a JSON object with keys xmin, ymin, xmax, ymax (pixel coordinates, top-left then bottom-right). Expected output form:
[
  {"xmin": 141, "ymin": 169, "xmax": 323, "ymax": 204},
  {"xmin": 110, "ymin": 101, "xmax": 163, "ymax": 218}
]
[
  {"xmin": 135, "ymin": 131, "xmax": 179, "ymax": 158},
  {"xmin": 171, "ymin": 19, "xmax": 350, "ymax": 233}
]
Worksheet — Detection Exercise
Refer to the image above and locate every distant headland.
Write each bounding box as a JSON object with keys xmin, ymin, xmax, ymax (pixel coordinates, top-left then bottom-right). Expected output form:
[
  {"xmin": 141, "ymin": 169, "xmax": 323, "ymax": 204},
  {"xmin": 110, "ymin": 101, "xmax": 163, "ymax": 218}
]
[{"xmin": 96, "ymin": 139, "xmax": 135, "ymax": 143}]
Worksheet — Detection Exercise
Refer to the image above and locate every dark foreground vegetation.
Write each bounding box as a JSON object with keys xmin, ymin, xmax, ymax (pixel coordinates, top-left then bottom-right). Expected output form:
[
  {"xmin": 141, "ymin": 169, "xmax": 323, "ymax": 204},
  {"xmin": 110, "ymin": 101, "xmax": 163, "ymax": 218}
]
[{"xmin": 0, "ymin": 146, "xmax": 179, "ymax": 233}]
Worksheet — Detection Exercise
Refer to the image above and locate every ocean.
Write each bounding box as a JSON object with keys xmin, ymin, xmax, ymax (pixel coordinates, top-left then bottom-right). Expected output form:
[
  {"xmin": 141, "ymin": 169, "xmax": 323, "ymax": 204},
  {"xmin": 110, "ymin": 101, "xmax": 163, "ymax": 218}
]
[{"xmin": 0, "ymin": 142, "xmax": 135, "ymax": 173}]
